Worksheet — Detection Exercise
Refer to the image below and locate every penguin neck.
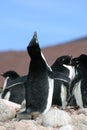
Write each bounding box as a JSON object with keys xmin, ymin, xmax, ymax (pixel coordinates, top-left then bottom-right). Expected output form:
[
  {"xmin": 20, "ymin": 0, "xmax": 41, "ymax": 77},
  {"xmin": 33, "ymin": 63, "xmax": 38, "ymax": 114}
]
[
  {"xmin": 28, "ymin": 58, "xmax": 46, "ymax": 77},
  {"xmin": 63, "ymin": 64, "xmax": 76, "ymax": 80},
  {"xmin": 29, "ymin": 51, "xmax": 48, "ymax": 70}
]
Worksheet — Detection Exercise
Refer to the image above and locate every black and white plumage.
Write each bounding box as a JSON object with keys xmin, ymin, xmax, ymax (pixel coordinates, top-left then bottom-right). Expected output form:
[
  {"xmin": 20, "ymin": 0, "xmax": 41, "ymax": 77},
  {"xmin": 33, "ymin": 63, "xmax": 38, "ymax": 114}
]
[
  {"xmin": 16, "ymin": 32, "xmax": 70, "ymax": 118},
  {"xmin": 0, "ymin": 70, "xmax": 25, "ymax": 104},
  {"xmin": 25, "ymin": 32, "xmax": 54, "ymax": 115},
  {"xmin": 0, "ymin": 70, "xmax": 20, "ymax": 100},
  {"xmin": 69, "ymin": 54, "xmax": 87, "ymax": 108},
  {"xmin": 51, "ymin": 55, "xmax": 73, "ymax": 108}
]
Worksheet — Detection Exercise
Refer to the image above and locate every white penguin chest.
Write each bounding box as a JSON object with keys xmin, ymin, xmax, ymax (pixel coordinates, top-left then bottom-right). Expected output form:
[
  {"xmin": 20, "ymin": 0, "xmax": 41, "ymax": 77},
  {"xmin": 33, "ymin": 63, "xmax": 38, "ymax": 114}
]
[
  {"xmin": 42, "ymin": 77, "xmax": 54, "ymax": 115},
  {"xmin": 73, "ymin": 80, "xmax": 83, "ymax": 108}
]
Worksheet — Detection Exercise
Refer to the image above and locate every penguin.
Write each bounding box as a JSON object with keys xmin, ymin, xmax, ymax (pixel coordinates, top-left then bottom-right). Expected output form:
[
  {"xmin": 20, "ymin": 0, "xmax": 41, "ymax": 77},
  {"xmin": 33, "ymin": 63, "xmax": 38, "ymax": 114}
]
[
  {"xmin": 0, "ymin": 70, "xmax": 20, "ymax": 99},
  {"xmin": 24, "ymin": 32, "xmax": 54, "ymax": 116},
  {"xmin": 16, "ymin": 32, "xmax": 71, "ymax": 119},
  {"xmin": 51, "ymin": 55, "xmax": 73, "ymax": 108},
  {"xmin": 69, "ymin": 54, "xmax": 87, "ymax": 108},
  {"xmin": 0, "ymin": 70, "xmax": 25, "ymax": 104}
]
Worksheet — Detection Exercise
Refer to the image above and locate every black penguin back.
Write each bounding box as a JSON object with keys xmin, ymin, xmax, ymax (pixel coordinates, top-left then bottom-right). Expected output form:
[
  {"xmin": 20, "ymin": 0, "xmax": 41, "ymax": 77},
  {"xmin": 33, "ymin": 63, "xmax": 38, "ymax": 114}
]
[{"xmin": 25, "ymin": 32, "xmax": 54, "ymax": 114}]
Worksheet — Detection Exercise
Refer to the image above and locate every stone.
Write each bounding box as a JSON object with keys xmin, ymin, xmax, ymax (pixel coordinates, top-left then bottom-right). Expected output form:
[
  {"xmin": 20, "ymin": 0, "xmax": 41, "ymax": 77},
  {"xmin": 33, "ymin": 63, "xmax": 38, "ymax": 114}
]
[
  {"xmin": 78, "ymin": 122, "xmax": 87, "ymax": 130},
  {"xmin": 37, "ymin": 107, "xmax": 72, "ymax": 127},
  {"xmin": 0, "ymin": 99, "xmax": 21, "ymax": 122},
  {"xmin": 0, "ymin": 120, "xmax": 57, "ymax": 130},
  {"xmin": 0, "ymin": 126, "xmax": 6, "ymax": 130},
  {"xmin": 59, "ymin": 125, "xmax": 78, "ymax": 130},
  {"xmin": 0, "ymin": 104, "xmax": 87, "ymax": 129}
]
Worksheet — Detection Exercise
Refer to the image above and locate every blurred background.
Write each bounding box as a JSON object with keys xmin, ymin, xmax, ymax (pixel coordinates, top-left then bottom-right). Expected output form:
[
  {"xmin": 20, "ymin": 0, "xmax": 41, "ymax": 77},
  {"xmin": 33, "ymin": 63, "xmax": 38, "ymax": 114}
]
[{"xmin": 0, "ymin": 0, "xmax": 87, "ymax": 87}]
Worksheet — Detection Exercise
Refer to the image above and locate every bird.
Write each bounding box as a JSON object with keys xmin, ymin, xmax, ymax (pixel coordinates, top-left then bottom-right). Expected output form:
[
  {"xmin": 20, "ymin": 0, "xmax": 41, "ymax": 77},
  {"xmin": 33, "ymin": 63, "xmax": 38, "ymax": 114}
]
[
  {"xmin": 0, "ymin": 70, "xmax": 25, "ymax": 104},
  {"xmin": 51, "ymin": 55, "xmax": 73, "ymax": 108},
  {"xmin": 17, "ymin": 32, "xmax": 70, "ymax": 119},
  {"xmin": 69, "ymin": 54, "xmax": 87, "ymax": 108}
]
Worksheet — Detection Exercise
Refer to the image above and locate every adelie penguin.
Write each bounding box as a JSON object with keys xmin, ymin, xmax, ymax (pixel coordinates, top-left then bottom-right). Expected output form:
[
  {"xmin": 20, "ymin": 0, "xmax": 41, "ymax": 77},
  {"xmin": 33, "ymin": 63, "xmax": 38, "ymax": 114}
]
[
  {"xmin": 0, "ymin": 70, "xmax": 25, "ymax": 104},
  {"xmin": 69, "ymin": 54, "xmax": 87, "ymax": 108},
  {"xmin": 51, "ymin": 55, "xmax": 74, "ymax": 108},
  {"xmin": 0, "ymin": 70, "xmax": 20, "ymax": 100},
  {"xmin": 16, "ymin": 32, "xmax": 70, "ymax": 119}
]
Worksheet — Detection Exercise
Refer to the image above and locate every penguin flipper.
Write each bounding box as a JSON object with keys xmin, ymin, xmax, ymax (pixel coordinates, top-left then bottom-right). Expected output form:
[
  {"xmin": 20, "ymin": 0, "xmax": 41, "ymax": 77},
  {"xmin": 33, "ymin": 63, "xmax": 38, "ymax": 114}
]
[
  {"xmin": 52, "ymin": 71, "xmax": 70, "ymax": 83},
  {"xmin": 5, "ymin": 75, "xmax": 27, "ymax": 89},
  {"xmin": 47, "ymin": 66, "xmax": 70, "ymax": 83}
]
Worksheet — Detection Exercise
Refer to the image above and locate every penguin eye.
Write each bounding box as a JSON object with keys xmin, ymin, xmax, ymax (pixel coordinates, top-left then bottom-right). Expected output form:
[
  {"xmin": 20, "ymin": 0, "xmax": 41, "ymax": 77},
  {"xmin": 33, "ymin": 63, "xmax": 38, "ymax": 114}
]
[
  {"xmin": 62, "ymin": 58, "xmax": 65, "ymax": 61},
  {"xmin": 76, "ymin": 60, "xmax": 79, "ymax": 64}
]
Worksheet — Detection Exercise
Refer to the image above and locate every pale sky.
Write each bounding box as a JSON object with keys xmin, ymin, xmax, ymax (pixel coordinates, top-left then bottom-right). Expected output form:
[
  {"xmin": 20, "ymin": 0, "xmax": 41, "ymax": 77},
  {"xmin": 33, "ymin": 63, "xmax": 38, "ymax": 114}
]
[{"xmin": 0, "ymin": 0, "xmax": 87, "ymax": 51}]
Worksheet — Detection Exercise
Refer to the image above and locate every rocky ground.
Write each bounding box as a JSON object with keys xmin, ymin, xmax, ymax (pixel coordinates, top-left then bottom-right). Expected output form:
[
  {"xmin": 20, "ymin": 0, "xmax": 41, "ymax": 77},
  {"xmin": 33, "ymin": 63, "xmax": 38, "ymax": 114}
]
[{"xmin": 0, "ymin": 99, "xmax": 87, "ymax": 130}]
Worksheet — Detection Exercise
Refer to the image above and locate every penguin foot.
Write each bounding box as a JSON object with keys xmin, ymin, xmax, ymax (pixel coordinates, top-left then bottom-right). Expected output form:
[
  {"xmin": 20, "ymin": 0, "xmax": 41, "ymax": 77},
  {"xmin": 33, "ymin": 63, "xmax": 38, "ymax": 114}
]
[
  {"xmin": 17, "ymin": 110, "xmax": 32, "ymax": 120},
  {"xmin": 30, "ymin": 111, "xmax": 40, "ymax": 119},
  {"xmin": 16, "ymin": 108, "xmax": 40, "ymax": 120}
]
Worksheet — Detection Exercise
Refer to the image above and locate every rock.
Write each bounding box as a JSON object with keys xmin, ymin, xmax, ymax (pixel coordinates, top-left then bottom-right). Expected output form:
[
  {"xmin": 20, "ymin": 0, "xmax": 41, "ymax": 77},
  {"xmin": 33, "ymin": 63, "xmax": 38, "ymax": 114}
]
[
  {"xmin": 14, "ymin": 120, "xmax": 57, "ymax": 130},
  {"xmin": 71, "ymin": 108, "xmax": 87, "ymax": 129},
  {"xmin": 37, "ymin": 107, "xmax": 72, "ymax": 127},
  {"xmin": 71, "ymin": 112, "xmax": 87, "ymax": 126},
  {"xmin": 78, "ymin": 122, "xmax": 87, "ymax": 130},
  {"xmin": 0, "ymin": 105, "xmax": 87, "ymax": 129},
  {"xmin": 59, "ymin": 125, "xmax": 78, "ymax": 130},
  {"xmin": 0, "ymin": 120, "xmax": 57, "ymax": 130},
  {"xmin": 0, "ymin": 126, "xmax": 6, "ymax": 130},
  {"xmin": 0, "ymin": 99, "xmax": 21, "ymax": 122},
  {"xmin": 77, "ymin": 108, "xmax": 87, "ymax": 116}
]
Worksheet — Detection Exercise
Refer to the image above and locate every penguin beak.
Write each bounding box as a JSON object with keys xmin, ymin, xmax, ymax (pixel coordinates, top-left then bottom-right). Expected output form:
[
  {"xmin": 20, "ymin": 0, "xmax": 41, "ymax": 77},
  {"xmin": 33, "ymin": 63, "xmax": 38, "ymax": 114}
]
[
  {"xmin": 27, "ymin": 32, "xmax": 40, "ymax": 57},
  {"xmin": 27, "ymin": 32, "xmax": 39, "ymax": 48},
  {"xmin": 69, "ymin": 55, "xmax": 72, "ymax": 62}
]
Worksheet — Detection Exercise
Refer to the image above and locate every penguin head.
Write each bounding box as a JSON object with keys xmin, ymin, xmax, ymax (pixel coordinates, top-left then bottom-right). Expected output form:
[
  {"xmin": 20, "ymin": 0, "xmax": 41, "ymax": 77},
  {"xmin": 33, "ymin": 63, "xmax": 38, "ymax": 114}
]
[
  {"xmin": 59, "ymin": 55, "xmax": 72, "ymax": 65},
  {"xmin": 71, "ymin": 57, "xmax": 80, "ymax": 69},
  {"xmin": 0, "ymin": 70, "xmax": 20, "ymax": 79},
  {"xmin": 71, "ymin": 54, "xmax": 87, "ymax": 68},
  {"xmin": 55, "ymin": 55, "xmax": 72, "ymax": 65},
  {"xmin": 27, "ymin": 32, "xmax": 41, "ymax": 59},
  {"xmin": 78, "ymin": 54, "xmax": 87, "ymax": 65}
]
